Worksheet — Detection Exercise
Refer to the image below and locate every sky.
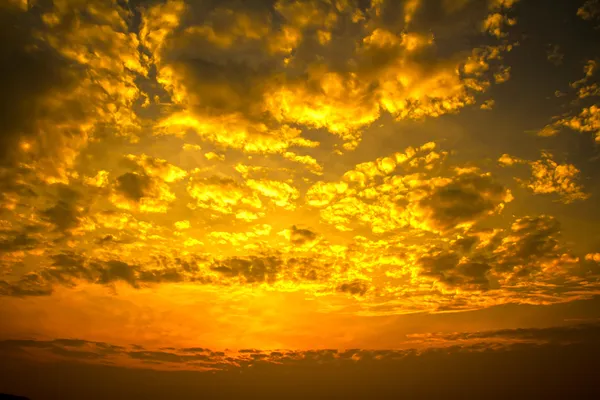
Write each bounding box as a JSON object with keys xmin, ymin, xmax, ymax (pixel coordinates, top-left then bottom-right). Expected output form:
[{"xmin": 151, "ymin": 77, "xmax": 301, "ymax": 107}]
[{"xmin": 1, "ymin": 0, "xmax": 600, "ymax": 398}]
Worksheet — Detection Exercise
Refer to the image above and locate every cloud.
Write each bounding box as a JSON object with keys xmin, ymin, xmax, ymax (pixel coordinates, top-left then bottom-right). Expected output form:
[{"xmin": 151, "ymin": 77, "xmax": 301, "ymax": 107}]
[
  {"xmin": 115, "ymin": 173, "xmax": 153, "ymax": 203},
  {"xmin": 411, "ymin": 171, "xmax": 511, "ymax": 232},
  {"xmin": 0, "ymin": 3, "xmax": 76, "ymax": 170},
  {"xmin": 288, "ymin": 226, "xmax": 318, "ymax": 246},
  {"xmin": 0, "ymin": 274, "xmax": 52, "ymax": 297},
  {"xmin": 405, "ymin": 321, "xmax": 600, "ymax": 345},
  {"xmin": 3, "ymin": 333, "xmax": 600, "ymax": 399},
  {"xmin": 210, "ymin": 256, "xmax": 282, "ymax": 284},
  {"xmin": 539, "ymin": 59, "xmax": 600, "ymax": 142},
  {"xmin": 336, "ymin": 280, "xmax": 370, "ymax": 296},
  {"xmin": 558, "ymin": 105, "xmax": 600, "ymax": 143},
  {"xmin": 0, "ymin": 0, "xmax": 147, "ymax": 193},
  {"xmin": 499, "ymin": 152, "xmax": 589, "ymax": 203},
  {"xmin": 578, "ymin": 0, "xmax": 600, "ymax": 21},
  {"xmin": 309, "ymin": 143, "xmax": 512, "ymax": 234},
  {"xmin": 523, "ymin": 153, "xmax": 589, "ymax": 203},
  {"xmin": 418, "ymin": 251, "xmax": 491, "ymax": 290},
  {"xmin": 482, "ymin": 13, "xmax": 516, "ymax": 38},
  {"xmin": 141, "ymin": 0, "xmax": 519, "ymax": 151},
  {"xmin": 0, "ymin": 234, "xmax": 38, "ymax": 253},
  {"xmin": 0, "ymin": 0, "xmax": 598, "ymax": 324},
  {"xmin": 480, "ymin": 99, "xmax": 495, "ymax": 110},
  {"xmin": 108, "ymin": 155, "xmax": 187, "ymax": 213},
  {"xmin": 1, "ymin": 322, "xmax": 599, "ymax": 375}
]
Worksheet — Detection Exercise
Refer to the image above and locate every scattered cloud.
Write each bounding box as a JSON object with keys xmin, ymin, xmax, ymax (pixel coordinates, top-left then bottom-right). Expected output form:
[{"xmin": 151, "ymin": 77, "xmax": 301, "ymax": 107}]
[
  {"xmin": 499, "ymin": 152, "xmax": 589, "ymax": 203},
  {"xmin": 0, "ymin": 1, "xmax": 599, "ymax": 374}
]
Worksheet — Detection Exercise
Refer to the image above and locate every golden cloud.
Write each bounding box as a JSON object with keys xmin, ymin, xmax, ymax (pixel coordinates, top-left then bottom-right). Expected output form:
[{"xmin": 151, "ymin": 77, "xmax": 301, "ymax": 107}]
[
  {"xmin": 137, "ymin": 0, "xmax": 519, "ymax": 152},
  {"xmin": 499, "ymin": 152, "xmax": 589, "ymax": 203}
]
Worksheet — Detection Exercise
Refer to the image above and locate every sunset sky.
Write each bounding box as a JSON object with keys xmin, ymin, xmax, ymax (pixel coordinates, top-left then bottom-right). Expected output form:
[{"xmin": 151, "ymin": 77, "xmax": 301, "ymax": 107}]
[{"xmin": 1, "ymin": 0, "xmax": 600, "ymax": 398}]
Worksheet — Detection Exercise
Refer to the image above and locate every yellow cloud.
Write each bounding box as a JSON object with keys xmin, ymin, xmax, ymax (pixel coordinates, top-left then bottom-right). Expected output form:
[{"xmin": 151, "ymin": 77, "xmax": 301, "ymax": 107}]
[
  {"xmin": 500, "ymin": 152, "xmax": 589, "ymax": 203},
  {"xmin": 110, "ymin": 172, "xmax": 177, "ymax": 213},
  {"xmin": 480, "ymin": 99, "xmax": 495, "ymax": 110},
  {"xmin": 139, "ymin": 0, "xmax": 519, "ymax": 152},
  {"xmin": 578, "ymin": 0, "xmax": 600, "ymax": 21},
  {"xmin": 540, "ymin": 60, "xmax": 600, "ymax": 142},
  {"xmin": 125, "ymin": 154, "xmax": 187, "ymax": 182},
  {"xmin": 482, "ymin": 13, "xmax": 516, "ymax": 38},
  {"xmin": 174, "ymin": 220, "xmax": 191, "ymax": 230},
  {"xmin": 187, "ymin": 174, "xmax": 261, "ymax": 217},
  {"xmin": 523, "ymin": 153, "xmax": 589, "ymax": 203},
  {"xmin": 246, "ymin": 179, "xmax": 299, "ymax": 210}
]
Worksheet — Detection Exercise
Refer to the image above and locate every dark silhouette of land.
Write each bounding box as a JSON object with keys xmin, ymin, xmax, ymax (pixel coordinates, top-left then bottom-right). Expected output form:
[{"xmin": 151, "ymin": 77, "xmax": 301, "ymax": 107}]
[{"xmin": 0, "ymin": 394, "xmax": 30, "ymax": 400}]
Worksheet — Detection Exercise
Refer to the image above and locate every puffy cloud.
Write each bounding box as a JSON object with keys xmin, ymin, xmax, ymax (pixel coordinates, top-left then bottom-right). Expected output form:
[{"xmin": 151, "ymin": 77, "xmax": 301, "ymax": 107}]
[
  {"xmin": 210, "ymin": 256, "xmax": 282, "ymax": 284},
  {"xmin": 109, "ymin": 154, "xmax": 186, "ymax": 213},
  {"xmin": 499, "ymin": 152, "xmax": 589, "ymax": 204},
  {"xmin": 282, "ymin": 152, "xmax": 323, "ymax": 175},
  {"xmin": 410, "ymin": 171, "xmax": 511, "ymax": 232},
  {"xmin": 140, "ymin": 0, "xmax": 519, "ymax": 151},
  {"xmin": 0, "ymin": 274, "xmax": 52, "ymax": 297},
  {"xmin": 417, "ymin": 250, "xmax": 492, "ymax": 290},
  {"xmin": 540, "ymin": 60, "xmax": 600, "ymax": 142},
  {"xmin": 336, "ymin": 279, "xmax": 370, "ymax": 296},
  {"xmin": 0, "ymin": 0, "xmax": 148, "ymax": 191},
  {"xmin": 557, "ymin": 105, "xmax": 600, "ymax": 143},
  {"xmin": 578, "ymin": 0, "xmax": 600, "ymax": 21},
  {"xmin": 111, "ymin": 172, "xmax": 177, "ymax": 213},
  {"xmin": 482, "ymin": 13, "xmax": 516, "ymax": 38},
  {"xmin": 287, "ymin": 226, "xmax": 318, "ymax": 246},
  {"xmin": 245, "ymin": 179, "xmax": 299, "ymax": 210},
  {"xmin": 0, "ymin": 3, "xmax": 85, "ymax": 179},
  {"xmin": 124, "ymin": 154, "xmax": 187, "ymax": 183},
  {"xmin": 480, "ymin": 99, "xmax": 495, "ymax": 110},
  {"xmin": 523, "ymin": 154, "xmax": 589, "ymax": 203},
  {"xmin": 309, "ymin": 144, "xmax": 512, "ymax": 234},
  {"xmin": 186, "ymin": 174, "xmax": 262, "ymax": 220},
  {"xmin": 498, "ymin": 153, "xmax": 523, "ymax": 166}
]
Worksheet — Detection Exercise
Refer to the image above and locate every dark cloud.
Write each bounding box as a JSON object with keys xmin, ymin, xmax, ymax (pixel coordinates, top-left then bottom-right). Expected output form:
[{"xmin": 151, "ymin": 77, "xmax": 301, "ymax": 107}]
[
  {"xmin": 0, "ymin": 276, "xmax": 53, "ymax": 297},
  {"xmin": 0, "ymin": 234, "xmax": 38, "ymax": 253},
  {"xmin": 115, "ymin": 172, "xmax": 153, "ymax": 202},
  {"xmin": 128, "ymin": 350, "xmax": 212, "ymax": 364},
  {"xmin": 417, "ymin": 172, "xmax": 509, "ymax": 232},
  {"xmin": 41, "ymin": 186, "xmax": 84, "ymax": 233},
  {"xmin": 0, "ymin": 338, "xmax": 123, "ymax": 362},
  {"xmin": 497, "ymin": 215, "xmax": 562, "ymax": 274},
  {"xmin": 419, "ymin": 251, "xmax": 493, "ymax": 289},
  {"xmin": 0, "ymin": 3, "xmax": 75, "ymax": 167},
  {"xmin": 96, "ymin": 260, "xmax": 139, "ymax": 287},
  {"xmin": 336, "ymin": 279, "xmax": 369, "ymax": 296},
  {"xmin": 451, "ymin": 235, "xmax": 479, "ymax": 253},
  {"xmin": 210, "ymin": 256, "xmax": 282, "ymax": 283},
  {"xmin": 42, "ymin": 200, "xmax": 82, "ymax": 232},
  {"xmin": 412, "ymin": 214, "xmax": 580, "ymax": 293},
  {"xmin": 138, "ymin": 268, "xmax": 184, "ymax": 283},
  {"xmin": 407, "ymin": 322, "xmax": 600, "ymax": 345},
  {"xmin": 289, "ymin": 225, "xmax": 317, "ymax": 245},
  {"xmin": 41, "ymin": 252, "xmax": 94, "ymax": 284},
  {"xmin": 1, "ymin": 323, "xmax": 600, "ymax": 399}
]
